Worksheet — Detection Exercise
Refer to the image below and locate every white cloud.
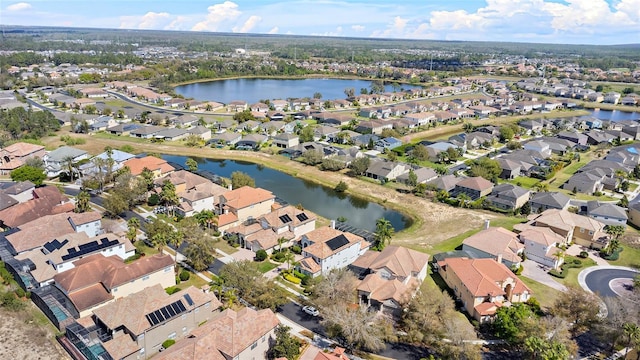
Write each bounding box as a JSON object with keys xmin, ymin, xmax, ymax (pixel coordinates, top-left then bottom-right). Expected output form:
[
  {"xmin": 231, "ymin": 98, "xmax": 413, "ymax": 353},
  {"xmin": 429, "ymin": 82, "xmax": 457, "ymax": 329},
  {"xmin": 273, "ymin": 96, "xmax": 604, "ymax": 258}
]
[
  {"xmin": 6, "ymin": 2, "xmax": 31, "ymax": 11},
  {"xmin": 119, "ymin": 12, "xmax": 173, "ymax": 30},
  {"xmin": 351, "ymin": 25, "xmax": 365, "ymax": 32},
  {"xmin": 268, "ymin": 26, "xmax": 279, "ymax": 34},
  {"xmin": 192, "ymin": 1, "xmax": 242, "ymax": 31},
  {"xmin": 311, "ymin": 26, "xmax": 344, "ymax": 37},
  {"xmin": 233, "ymin": 15, "xmax": 262, "ymax": 33},
  {"xmin": 370, "ymin": 16, "xmax": 408, "ymax": 37}
]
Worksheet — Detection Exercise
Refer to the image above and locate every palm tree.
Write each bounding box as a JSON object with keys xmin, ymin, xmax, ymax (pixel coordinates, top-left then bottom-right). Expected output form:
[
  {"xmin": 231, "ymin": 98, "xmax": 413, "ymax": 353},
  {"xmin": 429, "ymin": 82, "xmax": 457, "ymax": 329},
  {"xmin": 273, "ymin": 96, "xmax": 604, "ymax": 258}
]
[
  {"xmin": 62, "ymin": 155, "xmax": 78, "ymax": 182},
  {"xmin": 168, "ymin": 230, "xmax": 185, "ymax": 268},
  {"xmin": 552, "ymin": 249, "xmax": 565, "ymax": 269},
  {"xmin": 74, "ymin": 190, "xmax": 91, "ymax": 213},
  {"xmin": 277, "ymin": 237, "xmax": 287, "ymax": 252},
  {"xmin": 152, "ymin": 232, "xmax": 168, "ymax": 254},
  {"xmin": 374, "ymin": 218, "xmax": 394, "ymax": 251},
  {"xmin": 195, "ymin": 210, "xmax": 218, "ymax": 230},
  {"xmin": 623, "ymin": 323, "xmax": 640, "ymax": 358}
]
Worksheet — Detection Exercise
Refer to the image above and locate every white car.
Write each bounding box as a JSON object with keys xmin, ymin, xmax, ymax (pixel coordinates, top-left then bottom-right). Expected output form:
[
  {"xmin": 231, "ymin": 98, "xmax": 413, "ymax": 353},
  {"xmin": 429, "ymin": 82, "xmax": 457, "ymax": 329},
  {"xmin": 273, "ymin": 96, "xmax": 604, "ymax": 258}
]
[{"xmin": 302, "ymin": 305, "xmax": 319, "ymax": 317}]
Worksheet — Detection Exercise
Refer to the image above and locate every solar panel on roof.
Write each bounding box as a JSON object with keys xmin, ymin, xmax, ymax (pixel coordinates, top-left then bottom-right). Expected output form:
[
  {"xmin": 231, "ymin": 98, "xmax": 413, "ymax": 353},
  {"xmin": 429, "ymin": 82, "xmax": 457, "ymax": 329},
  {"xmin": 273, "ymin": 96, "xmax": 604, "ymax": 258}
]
[
  {"xmin": 61, "ymin": 238, "xmax": 120, "ymax": 261},
  {"xmin": 154, "ymin": 310, "xmax": 165, "ymax": 323},
  {"xmin": 176, "ymin": 301, "xmax": 186, "ymax": 313},
  {"xmin": 166, "ymin": 305, "xmax": 176, "ymax": 317},
  {"xmin": 183, "ymin": 294, "xmax": 194, "ymax": 306},
  {"xmin": 325, "ymin": 234, "xmax": 350, "ymax": 251},
  {"xmin": 296, "ymin": 213, "xmax": 309, "ymax": 222},
  {"xmin": 145, "ymin": 301, "xmax": 187, "ymax": 327},
  {"xmin": 279, "ymin": 214, "xmax": 292, "ymax": 223},
  {"xmin": 146, "ymin": 312, "xmax": 159, "ymax": 326},
  {"xmin": 160, "ymin": 307, "xmax": 170, "ymax": 319}
]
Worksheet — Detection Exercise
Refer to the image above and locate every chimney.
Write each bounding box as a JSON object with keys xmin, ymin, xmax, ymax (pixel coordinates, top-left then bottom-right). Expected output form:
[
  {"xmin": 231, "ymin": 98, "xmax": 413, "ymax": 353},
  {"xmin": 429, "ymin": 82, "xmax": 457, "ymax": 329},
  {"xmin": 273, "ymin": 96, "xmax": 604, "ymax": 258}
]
[
  {"xmin": 484, "ymin": 219, "xmax": 490, "ymax": 230},
  {"xmin": 497, "ymin": 253, "xmax": 503, "ymax": 264},
  {"xmin": 331, "ymin": 220, "xmax": 336, "ymax": 229},
  {"xmin": 227, "ymin": 183, "xmax": 232, "ymax": 191}
]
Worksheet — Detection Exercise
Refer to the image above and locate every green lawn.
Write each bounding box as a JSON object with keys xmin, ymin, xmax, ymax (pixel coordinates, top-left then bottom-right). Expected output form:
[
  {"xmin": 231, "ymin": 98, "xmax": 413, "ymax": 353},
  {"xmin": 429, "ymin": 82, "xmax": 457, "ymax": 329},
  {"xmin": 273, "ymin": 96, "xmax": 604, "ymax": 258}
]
[
  {"xmin": 555, "ymin": 256, "xmax": 597, "ymax": 288},
  {"xmin": 256, "ymin": 261, "xmax": 278, "ymax": 273},
  {"xmin": 519, "ymin": 277, "xmax": 561, "ymax": 310},
  {"xmin": 175, "ymin": 271, "xmax": 209, "ymax": 290},
  {"xmin": 135, "ymin": 241, "xmax": 160, "ymax": 256},
  {"xmin": 607, "ymin": 245, "xmax": 640, "ymax": 269},
  {"xmin": 505, "ymin": 176, "xmax": 542, "ymax": 189},
  {"xmin": 629, "ymin": 183, "xmax": 639, "ymax": 192}
]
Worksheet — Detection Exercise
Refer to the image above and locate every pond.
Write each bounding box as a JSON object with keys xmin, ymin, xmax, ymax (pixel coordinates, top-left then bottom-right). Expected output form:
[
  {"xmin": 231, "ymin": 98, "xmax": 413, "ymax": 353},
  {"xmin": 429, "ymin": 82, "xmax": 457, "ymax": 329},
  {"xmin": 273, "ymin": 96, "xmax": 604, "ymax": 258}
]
[
  {"xmin": 174, "ymin": 78, "xmax": 422, "ymax": 104},
  {"xmin": 162, "ymin": 155, "xmax": 411, "ymax": 232},
  {"xmin": 587, "ymin": 109, "xmax": 640, "ymax": 121}
]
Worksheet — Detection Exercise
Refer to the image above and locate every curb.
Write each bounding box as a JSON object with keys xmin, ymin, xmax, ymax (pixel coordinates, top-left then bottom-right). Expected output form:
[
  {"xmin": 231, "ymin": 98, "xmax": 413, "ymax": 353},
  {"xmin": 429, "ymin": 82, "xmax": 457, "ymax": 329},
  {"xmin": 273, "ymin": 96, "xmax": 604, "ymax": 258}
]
[{"xmin": 577, "ymin": 265, "xmax": 639, "ymax": 294}]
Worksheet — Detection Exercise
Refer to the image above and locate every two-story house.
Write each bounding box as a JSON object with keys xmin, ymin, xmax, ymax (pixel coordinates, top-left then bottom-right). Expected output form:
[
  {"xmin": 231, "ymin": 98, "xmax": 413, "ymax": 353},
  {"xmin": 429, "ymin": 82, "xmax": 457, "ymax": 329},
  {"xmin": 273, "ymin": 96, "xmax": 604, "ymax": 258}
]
[
  {"xmin": 451, "ymin": 177, "xmax": 494, "ymax": 200},
  {"xmin": 217, "ymin": 186, "xmax": 275, "ymax": 230},
  {"xmin": 437, "ymin": 257, "xmax": 532, "ymax": 323},
  {"xmin": 486, "ymin": 184, "xmax": 530, "ymax": 211},
  {"xmin": 123, "ymin": 156, "xmax": 175, "ymax": 178},
  {"xmin": 462, "ymin": 226, "xmax": 524, "ymax": 269},
  {"xmin": 298, "ymin": 226, "xmax": 370, "ymax": 277},
  {"xmin": 0, "ymin": 142, "xmax": 46, "ymax": 175},
  {"xmin": 518, "ymin": 227, "xmax": 566, "ymax": 269},
  {"xmin": 44, "ymin": 146, "xmax": 89, "ymax": 178}
]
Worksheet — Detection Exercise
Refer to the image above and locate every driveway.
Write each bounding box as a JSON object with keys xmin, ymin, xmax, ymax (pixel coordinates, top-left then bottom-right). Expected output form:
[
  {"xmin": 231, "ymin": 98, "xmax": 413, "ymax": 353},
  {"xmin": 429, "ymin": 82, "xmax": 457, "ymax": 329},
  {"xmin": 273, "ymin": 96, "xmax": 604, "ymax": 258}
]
[
  {"xmin": 565, "ymin": 244, "xmax": 609, "ymax": 266},
  {"xmin": 521, "ymin": 259, "xmax": 567, "ymax": 291}
]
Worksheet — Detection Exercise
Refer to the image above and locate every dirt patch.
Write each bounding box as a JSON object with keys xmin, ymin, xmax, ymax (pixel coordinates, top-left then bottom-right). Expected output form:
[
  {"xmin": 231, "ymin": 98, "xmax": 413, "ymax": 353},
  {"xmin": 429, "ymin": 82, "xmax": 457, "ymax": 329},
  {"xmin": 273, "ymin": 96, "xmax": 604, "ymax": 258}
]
[{"xmin": 0, "ymin": 307, "xmax": 69, "ymax": 360}]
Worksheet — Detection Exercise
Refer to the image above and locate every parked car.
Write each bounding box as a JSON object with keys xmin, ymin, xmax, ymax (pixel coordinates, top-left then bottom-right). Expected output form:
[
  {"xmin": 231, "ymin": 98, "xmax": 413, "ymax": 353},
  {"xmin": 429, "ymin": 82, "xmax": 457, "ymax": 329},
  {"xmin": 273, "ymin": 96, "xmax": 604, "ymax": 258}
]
[{"xmin": 302, "ymin": 305, "xmax": 319, "ymax": 317}]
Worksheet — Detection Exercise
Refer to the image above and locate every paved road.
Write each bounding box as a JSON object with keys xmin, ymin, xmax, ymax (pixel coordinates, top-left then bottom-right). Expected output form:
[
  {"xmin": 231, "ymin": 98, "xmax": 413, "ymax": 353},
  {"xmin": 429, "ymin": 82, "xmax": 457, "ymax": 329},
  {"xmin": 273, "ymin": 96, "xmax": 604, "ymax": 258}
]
[
  {"xmin": 584, "ymin": 268, "xmax": 638, "ymax": 297},
  {"xmin": 278, "ymin": 302, "xmax": 430, "ymax": 360}
]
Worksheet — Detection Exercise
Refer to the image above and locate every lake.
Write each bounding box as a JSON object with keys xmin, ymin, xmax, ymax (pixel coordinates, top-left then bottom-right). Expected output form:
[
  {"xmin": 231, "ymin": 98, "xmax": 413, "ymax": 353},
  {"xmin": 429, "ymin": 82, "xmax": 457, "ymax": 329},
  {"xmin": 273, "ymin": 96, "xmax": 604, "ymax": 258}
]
[
  {"xmin": 174, "ymin": 78, "xmax": 422, "ymax": 104},
  {"xmin": 162, "ymin": 155, "xmax": 411, "ymax": 232},
  {"xmin": 587, "ymin": 109, "xmax": 640, "ymax": 121}
]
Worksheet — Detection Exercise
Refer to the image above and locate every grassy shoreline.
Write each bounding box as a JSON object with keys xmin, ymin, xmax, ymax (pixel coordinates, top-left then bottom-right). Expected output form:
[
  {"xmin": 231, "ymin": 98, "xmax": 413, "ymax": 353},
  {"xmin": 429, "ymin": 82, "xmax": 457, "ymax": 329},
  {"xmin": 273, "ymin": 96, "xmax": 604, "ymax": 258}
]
[{"xmin": 170, "ymin": 74, "xmax": 421, "ymax": 88}]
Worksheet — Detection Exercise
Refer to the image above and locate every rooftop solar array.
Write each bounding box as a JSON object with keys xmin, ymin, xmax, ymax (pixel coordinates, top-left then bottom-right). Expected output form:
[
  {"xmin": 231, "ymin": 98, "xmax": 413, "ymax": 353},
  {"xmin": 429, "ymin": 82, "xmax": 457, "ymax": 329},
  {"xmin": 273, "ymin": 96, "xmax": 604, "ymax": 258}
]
[
  {"xmin": 183, "ymin": 293, "xmax": 194, "ymax": 306},
  {"xmin": 296, "ymin": 213, "xmax": 309, "ymax": 222},
  {"xmin": 326, "ymin": 234, "xmax": 350, "ymax": 251},
  {"xmin": 145, "ymin": 300, "xmax": 187, "ymax": 327},
  {"xmin": 43, "ymin": 239, "xmax": 69, "ymax": 254},
  {"xmin": 279, "ymin": 214, "xmax": 292, "ymax": 223},
  {"xmin": 61, "ymin": 237, "xmax": 120, "ymax": 261}
]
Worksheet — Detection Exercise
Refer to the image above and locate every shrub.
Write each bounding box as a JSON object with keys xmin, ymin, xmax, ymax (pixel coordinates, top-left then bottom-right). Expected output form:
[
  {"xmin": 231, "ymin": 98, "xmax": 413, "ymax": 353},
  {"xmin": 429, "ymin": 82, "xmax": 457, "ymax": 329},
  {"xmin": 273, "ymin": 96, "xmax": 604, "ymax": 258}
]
[
  {"xmin": 578, "ymin": 251, "xmax": 589, "ymax": 258},
  {"xmin": 148, "ymin": 194, "xmax": 160, "ymax": 206},
  {"xmin": 549, "ymin": 269, "xmax": 567, "ymax": 278},
  {"xmin": 179, "ymin": 270, "xmax": 191, "ymax": 282},
  {"xmin": 255, "ymin": 250, "xmax": 268, "ymax": 261},
  {"xmin": 165, "ymin": 286, "xmax": 181, "ymax": 295},
  {"xmin": 514, "ymin": 265, "xmax": 524, "ymax": 275},
  {"xmin": 290, "ymin": 245, "xmax": 302, "ymax": 254},
  {"xmin": 284, "ymin": 273, "xmax": 301, "ymax": 284},
  {"xmin": 15, "ymin": 288, "xmax": 26, "ymax": 298},
  {"xmin": 162, "ymin": 339, "xmax": 176, "ymax": 349},
  {"xmin": 271, "ymin": 252, "xmax": 286, "ymax": 262},
  {"xmin": 334, "ymin": 181, "xmax": 348, "ymax": 193}
]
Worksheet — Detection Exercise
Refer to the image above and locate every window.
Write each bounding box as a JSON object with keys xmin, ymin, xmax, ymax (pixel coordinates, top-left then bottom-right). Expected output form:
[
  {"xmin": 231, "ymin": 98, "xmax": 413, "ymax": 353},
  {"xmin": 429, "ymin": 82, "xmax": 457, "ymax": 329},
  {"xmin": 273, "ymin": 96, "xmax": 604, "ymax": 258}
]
[
  {"xmin": 580, "ymin": 228, "xmax": 584, "ymax": 233},
  {"xmin": 182, "ymin": 327, "xmax": 187, "ymax": 334},
  {"xmin": 164, "ymin": 267, "xmax": 172, "ymax": 273},
  {"xmin": 182, "ymin": 314, "xmax": 187, "ymax": 320},
  {"xmin": 205, "ymin": 302, "xmax": 210, "ymax": 308},
  {"xmin": 250, "ymin": 341, "xmax": 258, "ymax": 350},
  {"xmin": 168, "ymin": 332, "xmax": 176, "ymax": 340},
  {"xmin": 195, "ymin": 308, "xmax": 199, "ymax": 313},
  {"xmin": 138, "ymin": 334, "xmax": 145, "ymax": 340},
  {"xmin": 142, "ymin": 275, "xmax": 150, "ymax": 281},
  {"xmin": 140, "ymin": 348, "xmax": 145, "ymax": 355},
  {"xmin": 262, "ymin": 335, "xmax": 266, "ymax": 343}
]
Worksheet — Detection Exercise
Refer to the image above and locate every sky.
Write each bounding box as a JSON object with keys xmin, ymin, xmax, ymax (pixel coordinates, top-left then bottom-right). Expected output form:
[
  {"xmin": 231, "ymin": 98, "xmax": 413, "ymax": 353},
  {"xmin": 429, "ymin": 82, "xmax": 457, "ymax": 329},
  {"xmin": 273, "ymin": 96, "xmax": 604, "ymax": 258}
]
[{"xmin": 1, "ymin": 0, "xmax": 639, "ymax": 45}]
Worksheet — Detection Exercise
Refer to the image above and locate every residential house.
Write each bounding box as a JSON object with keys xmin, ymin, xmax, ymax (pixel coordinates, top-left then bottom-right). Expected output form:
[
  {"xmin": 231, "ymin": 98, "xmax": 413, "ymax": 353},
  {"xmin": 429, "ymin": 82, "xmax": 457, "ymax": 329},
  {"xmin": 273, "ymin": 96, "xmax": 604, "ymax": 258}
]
[
  {"xmin": 66, "ymin": 284, "xmax": 222, "ymax": 360},
  {"xmin": 496, "ymin": 158, "xmax": 522, "ymax": 180},
  {"xmin": 0, "ymin": 185, "xmax": 76, "ymax": 229},
  {"xmin": 352, "ymin": 246, "xmax": 429, "ymax": 317},
  {"xmin": 0, "ymin": 142, "xmax": 46, "ymax": 175},
  {"xmin": 627, "ymin": 202, "xmax": 640, "ymax": 228},
  {"xmin": 396, "ymin": 167, "xmax": 438, "ymax": 185},
  {"xmin": 218, "ymin": 186, "xmax": 275, "ymax": 228},
  {"xmin": 156, "ymin": 170, "xmax": 228, "ymax": 217},
  {"xmin": 208, "ymin": 132, "xmax": 242, "ymax": 147},
  {"xmin": 107, "ymin": 123, "xmax": 143, "ymax": 136},
  {"xmin": 130, "ymin": 125, "xmax": 164, "ymax": 139},
  {"xmin": 603, "ymin": 92, "xmax": 621, "ymax": 104},
  {"xmin": 426, "ymin": 174, "xmax": 462, "ymax": 193},
  {"xmin": 227, "ymin": 100, "xmax": 248, "ymax": 112},
  {"xmin": 585, "ymin": 130, "xmax": 616, "ymax": 145},
  {"xmin": 172, "ymin": 114, "xmax": 199, "ymax": 127},
  {"xmin": 486, "ymin": 183, "xmax": 530, "ymax": 211},
  {"xmin": 557, "ymin": 131, "xmax": 588, "ymax": 145},
  {"xmin": 462, "ymin": 227, "xmax": 524, "ymax": 268},
  {"xmin": 50, "ymin": 253, "xmax": 173, "ymax": 317},
  {"xmin": 44, "ymin": 146, "xmax": 89, "ymax": 177},
  {"xmin": 514, "ymin": 209, "xmax": 609, "ymax": 250},
  {"xmin": 298, "ymin": 226, "xmax": 370, "ymax": 277},
  {"xmin": 0, "ymin": 181, "xmax": 34, "ymax": 206},
  {"xmin": 425, "ymin": 142, "xmax": 460, "ymax": 162},
  {"xmin": 314, "ymin": 113, "xmax": 352, "ymax": 127},
  {"xmin": 272, "ymin": 133, "xmax": 300, "ymax": 149},
  {"xmin": 437, "ymin": 258, "xmax": 532, "ymax": 323},
  {"xmin": 356, "ymin": 120, "xmax": 392, "ymax": 135},
  {"xmin": 153, "ymin": 128, "xmax": 189, "ymax": 141},
  {"xmin": 529, "ymin": 191, "xmax": 571, "ymax": 213},
  {"xmin": 374, "ymin": 137, "xmax": 402, "ymax": 153},
  {"xmin": 518, "ymin": 227, "xmax": 566, "ymax": 269},
  {"xmin": 236, "ymin": 134, "xmax": 267, "ymax": 150},
  {"xmin": 564, "ymin": 171, "xmax": 604, "ymax": 194},
  {"xmin": 186, "ymin": 126, "xmax": 212, "ymax": 141},
  {"xmin": 123, "ymin": 156, "xmax": 175, "ymax": 178},
  {"xmin": 585, "ymin": 201, "xmax": 628, "ymax": 227},
  {"xmin": 451, "ymin": 177, "xmax": 494, "ymax": 200},
  {"xmin": 152, "ymin": 307, "xmax": 280, "ymax": 360},
  {"xmin": 365, "ymin": 161, "xmax": 408, "ymax": 182}
]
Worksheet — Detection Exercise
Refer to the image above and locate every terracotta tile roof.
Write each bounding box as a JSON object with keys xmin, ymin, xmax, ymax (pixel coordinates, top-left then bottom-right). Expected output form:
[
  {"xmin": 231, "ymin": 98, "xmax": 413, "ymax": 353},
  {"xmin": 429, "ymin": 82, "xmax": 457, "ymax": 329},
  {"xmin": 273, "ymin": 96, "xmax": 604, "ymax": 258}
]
[
  {"xmin": 519, "ymin": 227, "xmax": 564, "ymax": 246},
  {"xmin": 367, "ymin": 245, "xmax": 429, "ymax": 278},
  {"xmin": 67, "ymin": 282, "xmax": 113, "ymax": 313},
  {"xmin": 55, "ymin": 253, "xmax": 173, "ymax": 295},
  {"xmin": 314, "ymin": 348, "xmax": 350, "ymax": 360},
  {"xmin": 246, "ymin": 229, "xmax": 294, "ymax": 250},
  {"xmin": 475, "ymin": 302, "xmax": 503, "ymax": 316},
  {"xmin": 349, "ymin": 250, "xmax": 380, "ymax": 269},
  {"xmin": 2, "ymin": 142, "xmax": 45, "ymax": 157},
  {"xmin": 0, "ymin": 185, "xmax": 75, "ymax": 228},
  {"xmin": 221, "ymin": 186, "xmax": 274, "ymax": 210},
  {"xmin": 5, "ymin": 211, "xmax": 101, "ymax": 253},
  {"xmin": 439, "ymin": 258, "xmax": 531, "ymax": 297},
  {"xmin": 152, "ymin": 307, "xmax": 279, "ymax": 360},
  {"xmin": 102, "ymin": 332, "xmax": 140, "ymax": 360},
  {"xmin": 123, "ymin": 156, "xmax": 175, "ymax": 176},
  {"xmin": 530, "ymin": 209, "xmax": 606, "ymax": 238},
  {"xmin": 93, "ymin": 284, "xmax": 221, "ymax": 336},
  {"xmin": 463, "ymin": 227, "xmax": 524, "ymax": 264},
  {"xmin": 357, "ymin": 273, "xmax": 415, "ymax": 304},
  {"xmin": 260, "ymin": 205, "xmax": 317, "ymax": 229},
  {"xmin": 298, "ymin": 257, "xmax": 321, "ymax": 274},
  {"xmin": 217, "ymin": 213, "xmax": 238, "ymax": 227},
  {"xmin": 302, "ymin": 227, "xmax": 369, "ymax": 260}
]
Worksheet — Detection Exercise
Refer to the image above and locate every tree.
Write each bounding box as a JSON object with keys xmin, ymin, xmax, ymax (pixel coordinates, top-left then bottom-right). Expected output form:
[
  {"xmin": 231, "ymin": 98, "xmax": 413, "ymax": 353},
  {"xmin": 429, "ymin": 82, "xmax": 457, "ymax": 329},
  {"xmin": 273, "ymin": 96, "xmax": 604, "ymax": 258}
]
[
  {"xmin": 140, "ymin": 167, "xmax": 155, "ymax": 191},
  {"xmin": 321, "ymin": 305, "xmax": 388, "ymax": 352},
  {"xmin": 309, "ymin": 268, "xmax": 359, "ymax": 309},
  {"xmin": 411, "ymin": 144, "xmax": 429, "ymax": 162},
  {"xmin": 298, "ymin": 126, "xmax": 314, "ymax": 143},
  {"xmin": 194, "ymin": 210, "xmax": 217, "ymax": 229},
  {"xmin": 219, "ymin": 260, "xmax": 288, "ymax": 310},
  {"xmin": 268, "ymin": 325, "xmax": 301, "ymax": 360},
  {"xmin": 507, "ymin": 140, "xmax": 523, "ymax": 150},
  {"xmin": 313, "ymin": 92, "xmax": 322, "ymax": 99},
  {"xmin": 255, "ymin": 249, "xmax": 268, "ymax": 261},
  {"xmin": 231, "ymin": 171, "xmax": 256, "ymax": 189},
  {"xmin": 184, "ymin": 239, "xmax": 215, "ymax": 271},
  {"xmin": 344, "ymin": 87, "xmax": 355, "ymax": 98},
  {"xmin": 103, "ymin": 193, "xmax": 129, "ymax": 218},
  {"xmin": 151, "ymin": 232, "xmax": 168, "ymax": 254},
  {"xmin": 233, "ymin": 110, "xmax": 255, "ymax": 122},
  {"xmin": 604, "ymin": 224, "xmax": 625, "ymax": 241},
  {"xmin": 300, "ymin": 149, "xmax": 323, "ymax": 165},
  {"xmin": 519, "ymin": 201, "xmax": 531, "ymax": 216},
  {"xmin": 10, "ymin": 165, "xmax": 46, "ymax": 185},
  {"xmin": 159, "ymin": 180, "xmax": 179, "ymax": 215},
  {"xmin": 374, "ymin": 218, "xmax": 394, "ymax": 250},
  {"xmin": 350, "ymin": 156, "xmax": 370, "ymax": 176},
  {"xmin": 618, "ymin": 195, "xmax": 629, "ymax": 207},
  {"xmin": 469, "ymin": 157, "xmax": 501, "ymax": 181},
  {"xmin": 407, "ymin": 169, "xmax": 418, "ymax": 187},
  {"xmin": 623, "ymin": 323, "xmax": 640, "ymax": 358},
  {"xmin": 126, "ymin": 217, "xmax": 140, "ymax": 243},
  {"xmin": 168, "ymin": 230, "xmax": 184, "ymax": 267},
  {"xmin": 463, "ymin": 122, "xmax": 475, "ymax": 133},
  {"xmin": 493, "ymin": 303, "xmax": 538, "ymax": 345},
  {"xmin": 186, "ymin": 158, "xmax": 198, "ymax": 172},
  {"xmin": 334, "ymin": 181, "xmax": 348, "ymax": 192},
  {"xmin": 552, "ymin": 286, "xmax": 601, "ymax": 335},
  {"xmin": 74, "ymin": 190, "xmax": 91, "ymax": 213},
  {"xmin": 499, "ymin": 126, "xmax": 515, "ymax": 142}
]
